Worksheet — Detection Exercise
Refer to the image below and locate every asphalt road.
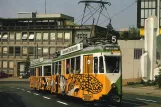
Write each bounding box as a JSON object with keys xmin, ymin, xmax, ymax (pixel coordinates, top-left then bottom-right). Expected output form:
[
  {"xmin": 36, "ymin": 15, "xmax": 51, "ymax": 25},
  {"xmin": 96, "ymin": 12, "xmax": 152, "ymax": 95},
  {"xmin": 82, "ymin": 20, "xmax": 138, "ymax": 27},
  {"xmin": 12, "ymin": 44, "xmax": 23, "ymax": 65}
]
[{"xmin": 0, "ymin": 82, "xmax": 161, "ymax": 107}]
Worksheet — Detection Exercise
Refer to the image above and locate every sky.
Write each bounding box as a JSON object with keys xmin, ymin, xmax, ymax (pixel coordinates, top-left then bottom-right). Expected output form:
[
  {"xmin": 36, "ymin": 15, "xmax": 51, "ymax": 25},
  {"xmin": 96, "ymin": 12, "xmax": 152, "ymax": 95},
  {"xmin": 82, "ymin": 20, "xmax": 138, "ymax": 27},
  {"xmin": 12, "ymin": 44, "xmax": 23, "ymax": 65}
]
[{"xmin": 0, "ymin": 0, "xmax": 137, "ymax": 30}]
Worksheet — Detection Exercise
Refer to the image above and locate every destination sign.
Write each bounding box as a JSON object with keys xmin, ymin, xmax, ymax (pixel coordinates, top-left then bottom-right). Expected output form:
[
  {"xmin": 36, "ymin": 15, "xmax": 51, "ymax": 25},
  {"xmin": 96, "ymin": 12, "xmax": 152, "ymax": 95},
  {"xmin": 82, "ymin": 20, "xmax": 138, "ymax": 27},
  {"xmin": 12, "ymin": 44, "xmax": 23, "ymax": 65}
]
[
  {"xmin": 60, "ymin": 43, "xmax": 83, "ymax": 56},
  {"xmin": 104, "ymin": 45, "xmax": 120, "ymax": 50}
]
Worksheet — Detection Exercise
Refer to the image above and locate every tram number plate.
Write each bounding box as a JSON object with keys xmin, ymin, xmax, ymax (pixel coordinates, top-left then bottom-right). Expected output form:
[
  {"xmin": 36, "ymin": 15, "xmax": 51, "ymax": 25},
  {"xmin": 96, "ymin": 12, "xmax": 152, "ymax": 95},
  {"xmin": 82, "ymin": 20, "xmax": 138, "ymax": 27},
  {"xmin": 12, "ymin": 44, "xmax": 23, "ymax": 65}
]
[{"xmin": 83, "ymin": 94, "xmax": 92, "ymax": 101}]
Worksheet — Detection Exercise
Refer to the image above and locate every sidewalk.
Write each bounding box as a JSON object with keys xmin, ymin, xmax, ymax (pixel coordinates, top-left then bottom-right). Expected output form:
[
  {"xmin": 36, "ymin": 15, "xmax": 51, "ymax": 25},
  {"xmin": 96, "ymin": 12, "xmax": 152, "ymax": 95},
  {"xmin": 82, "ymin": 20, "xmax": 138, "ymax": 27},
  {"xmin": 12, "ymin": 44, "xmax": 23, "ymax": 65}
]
[
  {"xmin": 123, "ymin": 86, "xmax": 161, "ymax": 97},
  {"xmin": 0, "ymin": 77, "xmax": 29, "ymax": 82}
]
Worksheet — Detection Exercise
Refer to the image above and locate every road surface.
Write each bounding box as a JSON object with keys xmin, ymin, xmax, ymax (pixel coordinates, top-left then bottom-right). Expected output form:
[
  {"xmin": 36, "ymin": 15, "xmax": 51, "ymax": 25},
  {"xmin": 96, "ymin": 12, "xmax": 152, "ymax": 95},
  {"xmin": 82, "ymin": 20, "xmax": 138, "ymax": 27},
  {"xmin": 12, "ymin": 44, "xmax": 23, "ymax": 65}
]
[{"xmin": 0, "ymin": 82, "xmax": 161, "ymax": 107}]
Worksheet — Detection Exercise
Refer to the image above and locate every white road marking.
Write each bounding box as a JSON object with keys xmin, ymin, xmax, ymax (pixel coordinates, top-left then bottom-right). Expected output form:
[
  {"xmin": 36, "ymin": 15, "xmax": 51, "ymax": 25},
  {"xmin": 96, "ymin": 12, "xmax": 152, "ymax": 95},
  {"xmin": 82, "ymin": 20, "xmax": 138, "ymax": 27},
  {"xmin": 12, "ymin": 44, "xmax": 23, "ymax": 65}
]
[
  {"xmin": 57, "ymin": 101, "xmax": 68, "ymax": 105},
  {"xmin": 10, "ymin": 87, "xmax": 14, "ymax": 88},
  {"xmin": 122, "ymin": 101, "xmax": 142, "ymax": 106},
  {"xmin": 21, "ymin": 89, "xmax": 25, "ymax": 91},
  {"xmin": 33, "ymin": 93, "xmax": 39, "ymax": 96},
  {"xmin": 27, "ymin": 91, "xmax": 31, "ymax": 93},
  {"xmin": 136, "ymin": 98, "xmax": 157, "ymax": 103},
  {"xmin": 43, "ymin": 96, "xmax": 51, "ymax": 99}
]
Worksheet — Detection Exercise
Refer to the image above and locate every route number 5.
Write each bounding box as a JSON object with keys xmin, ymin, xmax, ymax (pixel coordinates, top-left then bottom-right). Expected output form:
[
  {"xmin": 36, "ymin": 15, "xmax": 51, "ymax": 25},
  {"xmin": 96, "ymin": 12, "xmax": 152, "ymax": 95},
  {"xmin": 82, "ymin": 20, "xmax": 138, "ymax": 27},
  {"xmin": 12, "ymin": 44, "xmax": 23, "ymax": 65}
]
[{"xmin": 111, "ymin": 36, "xmax": 117, "ymax": 44}]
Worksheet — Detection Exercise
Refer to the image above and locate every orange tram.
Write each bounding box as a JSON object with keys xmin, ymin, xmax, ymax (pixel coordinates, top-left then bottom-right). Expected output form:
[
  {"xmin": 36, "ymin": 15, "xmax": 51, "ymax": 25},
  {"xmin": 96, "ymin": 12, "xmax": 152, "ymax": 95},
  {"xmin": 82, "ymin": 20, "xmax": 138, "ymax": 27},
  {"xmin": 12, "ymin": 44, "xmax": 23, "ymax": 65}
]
[{"xmin": 29, "ymin": 37, "xmax": 122, "ymax": 106}]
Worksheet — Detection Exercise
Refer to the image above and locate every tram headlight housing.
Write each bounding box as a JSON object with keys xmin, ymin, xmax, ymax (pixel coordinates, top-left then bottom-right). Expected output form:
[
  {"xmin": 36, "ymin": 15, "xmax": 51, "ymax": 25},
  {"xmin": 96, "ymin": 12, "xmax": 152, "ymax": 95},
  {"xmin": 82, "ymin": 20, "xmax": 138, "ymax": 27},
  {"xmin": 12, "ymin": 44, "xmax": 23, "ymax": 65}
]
[{"xmin": 111, "ymin": 83, "xmax": 116, "ymax": 88}]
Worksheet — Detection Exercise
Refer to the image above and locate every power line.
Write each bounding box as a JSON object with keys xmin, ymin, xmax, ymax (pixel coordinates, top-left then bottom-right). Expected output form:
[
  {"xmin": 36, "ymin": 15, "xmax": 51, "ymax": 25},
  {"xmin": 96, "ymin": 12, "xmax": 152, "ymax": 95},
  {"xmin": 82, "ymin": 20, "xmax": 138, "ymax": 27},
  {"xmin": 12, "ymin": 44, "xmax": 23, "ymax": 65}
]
[
  {"xmin": 66, "ymin": 4, "xmax": 98, "ymax": 25},
  {"xmin": 99, "ymin": 0, "xmax": 137, "ymax": 25}
]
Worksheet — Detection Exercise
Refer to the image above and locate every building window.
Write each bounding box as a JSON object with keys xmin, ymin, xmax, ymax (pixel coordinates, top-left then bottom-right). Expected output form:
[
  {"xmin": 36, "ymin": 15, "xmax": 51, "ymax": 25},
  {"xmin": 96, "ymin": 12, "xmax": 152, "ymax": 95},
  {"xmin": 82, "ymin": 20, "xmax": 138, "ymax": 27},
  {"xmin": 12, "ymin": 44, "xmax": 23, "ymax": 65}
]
[
  {"xmin": 3, "ymin": 47, "xmax": 8, "ymax": 54},
  {"xmin": 36, "ymin": 32, "xmax": 41, "ymax": 40},
  {"xmin": 50, "ymin": 47, "xmax": 55, "ymax": 55},
  {"xmin": 3, "ymin": 61, "xmax": 7, "ymax": 68},
  {"xmin": 10, "ymin": 32, "xmax": 15, "ymax": 40},
  {"xmin": 43, "ymin": 47, "xmax": 48, "ymax": 55},
  {"xmin": 22, "ymin": 47, "xmax": 28, "ymax": 55},
  {"xmin": 137, "ymin": 0, "xmax": 157, "ymax": 27},
  {"xmin": 2, "ymin": 33, "xmax": 8, "ymax": 40},
  {"xmin": 156, "ymin": 52, "xmax": 160, "ymax": 60},
  {"xmin": 38, "ymin": 47, "xmax": 42, "ymax": 55},
  {"xmin": 50, "ymin": 33, "xmax": 55, "ymax": 40},
  {"xmin": 15, "ymin": 47, "xmax": 21, "ymax": 55},
  {"xmin": 29, "ymin": 33, "xmax": 34, "ymax": 40},
  {"xmin": 43, "ymin": 32, "xmax": 48, "ymax": 40},
  {"xmin": 57, "ymin": 33, "xmax": 63, "ymax": 40},
  {"xmin": 16, "ymin": 33, "xmax": 21, "ymax": 40},
  {"xmin": 22, "ymin": 33, "xmax": 28, "ymax": 40},
  {"xmin": 134, "ymin": 48, "xmax": 143, "ymax": 59},
  {"xmin": 64, "ymin": 33, "xmax": 70, "ymax": 40},
  {"xmin": 28, "ymin": 47, "xmax": 34, "ymax": 55},
  {"xmin": 9, "ymin": 47, "xmax": 14, "ymax": 55},
  {"xmin": 9, "ymin": 61, "xmax": 14, "ymax": 68}
]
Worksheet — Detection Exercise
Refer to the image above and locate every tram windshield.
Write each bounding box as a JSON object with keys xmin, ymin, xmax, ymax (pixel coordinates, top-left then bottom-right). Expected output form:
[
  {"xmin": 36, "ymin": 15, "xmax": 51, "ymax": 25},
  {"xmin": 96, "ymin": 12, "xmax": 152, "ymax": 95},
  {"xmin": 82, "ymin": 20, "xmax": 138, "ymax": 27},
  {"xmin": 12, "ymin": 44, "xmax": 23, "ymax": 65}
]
[{"xmin": 104, "ymin": 56, "xmax": 120, "ymax": 73}]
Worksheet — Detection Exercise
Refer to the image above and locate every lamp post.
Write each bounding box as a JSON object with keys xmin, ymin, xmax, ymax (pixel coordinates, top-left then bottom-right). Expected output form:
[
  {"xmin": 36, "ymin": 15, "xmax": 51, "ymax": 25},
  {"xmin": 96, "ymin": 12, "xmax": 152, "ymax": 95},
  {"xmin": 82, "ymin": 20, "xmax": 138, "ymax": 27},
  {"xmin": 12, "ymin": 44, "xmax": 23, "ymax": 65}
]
[{"xmin": 36, "ymin": 43, "xmax": 38, "ymax": 59}]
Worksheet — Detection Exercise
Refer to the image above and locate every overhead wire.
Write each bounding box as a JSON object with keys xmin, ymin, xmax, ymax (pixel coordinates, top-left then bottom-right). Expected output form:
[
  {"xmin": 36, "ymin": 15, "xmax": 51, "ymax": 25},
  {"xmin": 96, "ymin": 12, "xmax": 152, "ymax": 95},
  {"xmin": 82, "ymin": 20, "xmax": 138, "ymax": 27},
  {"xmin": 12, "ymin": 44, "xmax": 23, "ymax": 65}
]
[{"xmin": 98, "ymin": 0, "xmax": 137, "ymax": 26}]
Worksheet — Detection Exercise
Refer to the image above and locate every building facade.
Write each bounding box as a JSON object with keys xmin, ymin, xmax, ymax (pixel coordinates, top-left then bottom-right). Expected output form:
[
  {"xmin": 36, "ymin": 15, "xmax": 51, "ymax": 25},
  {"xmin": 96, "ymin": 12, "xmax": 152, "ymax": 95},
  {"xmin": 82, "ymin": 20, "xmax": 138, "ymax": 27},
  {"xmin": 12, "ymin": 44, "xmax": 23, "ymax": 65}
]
[
  {"xmin": 137, "ymin": 0, "xmax": 161, "ymax": 36},
  {"xmin": 118, "ymin": 40, "xmax": 160, "ymax": 84},
  {"xmin": 0, "ymin": 12, "xmax": 106, "ymax": 77}
]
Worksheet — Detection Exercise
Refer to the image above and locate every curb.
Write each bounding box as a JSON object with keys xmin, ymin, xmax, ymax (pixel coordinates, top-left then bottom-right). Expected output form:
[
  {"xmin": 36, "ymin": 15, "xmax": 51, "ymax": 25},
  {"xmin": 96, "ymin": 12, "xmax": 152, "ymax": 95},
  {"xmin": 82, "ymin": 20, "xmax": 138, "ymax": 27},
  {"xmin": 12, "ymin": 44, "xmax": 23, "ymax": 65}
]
[{"xmin": 123, "ymin": 86, "xmax": 161, "ymax": 98}]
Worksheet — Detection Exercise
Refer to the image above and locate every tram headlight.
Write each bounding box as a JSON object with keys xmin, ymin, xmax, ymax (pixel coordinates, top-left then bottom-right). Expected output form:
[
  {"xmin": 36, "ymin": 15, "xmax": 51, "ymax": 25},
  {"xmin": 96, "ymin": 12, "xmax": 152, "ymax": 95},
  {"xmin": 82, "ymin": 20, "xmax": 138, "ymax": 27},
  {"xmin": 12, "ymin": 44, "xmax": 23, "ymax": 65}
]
[{"xmin": 111, "ymin": 83, "xmax": 116, "ymax": 88}]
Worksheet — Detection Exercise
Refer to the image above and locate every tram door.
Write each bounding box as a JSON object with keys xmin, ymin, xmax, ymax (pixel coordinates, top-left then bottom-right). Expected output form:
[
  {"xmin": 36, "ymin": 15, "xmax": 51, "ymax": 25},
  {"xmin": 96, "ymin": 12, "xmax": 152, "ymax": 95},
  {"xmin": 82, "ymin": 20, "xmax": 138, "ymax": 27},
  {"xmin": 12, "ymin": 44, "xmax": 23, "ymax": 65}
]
[{"xmin": 83, "ymin": 55, "xmax": 93, "ymax": 74}]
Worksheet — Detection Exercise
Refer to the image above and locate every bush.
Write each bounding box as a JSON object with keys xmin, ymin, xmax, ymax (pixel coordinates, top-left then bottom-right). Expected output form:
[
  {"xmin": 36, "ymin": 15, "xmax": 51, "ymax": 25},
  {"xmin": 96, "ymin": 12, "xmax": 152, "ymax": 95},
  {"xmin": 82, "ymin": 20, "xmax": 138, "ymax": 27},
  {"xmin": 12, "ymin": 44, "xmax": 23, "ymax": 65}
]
[{"xmin": 155, "ymin": 69, "xmax": 161, "ymax": 88}]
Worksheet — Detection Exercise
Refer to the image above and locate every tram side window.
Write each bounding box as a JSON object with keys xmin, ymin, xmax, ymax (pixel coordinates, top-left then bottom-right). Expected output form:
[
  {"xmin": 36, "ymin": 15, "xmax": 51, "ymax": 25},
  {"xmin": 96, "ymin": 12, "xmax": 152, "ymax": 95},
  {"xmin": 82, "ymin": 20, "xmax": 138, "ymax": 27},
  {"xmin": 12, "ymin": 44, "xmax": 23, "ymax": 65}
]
[
  {"xmin": 94, "ymin": 57, "xmax": 98, "ymax": 73},
  {"xmin": 71, "ymin": 58, "xmax": 75, "ymax": 74},
  {"xmin": 52, "ymin": 62, "xmax": 55, "ymax": 75},
  {"xmin": 30, "ymin": 68, "xmax": 35, "ymax": 76},
  {"xmin": 58, "ymin": 61, "xmax": 61, "ymax": 74},
  {"xmin": 66, "ymin": 59, "xmax": 70, "ymax": 74},
  {"xmin": 75, "ymin": 56, "xmax": 81, "ymax": 73},
  {"xmin": 99, "ymin": 56, "xmax": 104, "ymax": 73},
  {"xmin": 44, "ymin": 66, "xmax": 51, "ymax": 76},
  {"xmin": 55, "ymin": 62, "xmax": 58, "ymax": 74}
]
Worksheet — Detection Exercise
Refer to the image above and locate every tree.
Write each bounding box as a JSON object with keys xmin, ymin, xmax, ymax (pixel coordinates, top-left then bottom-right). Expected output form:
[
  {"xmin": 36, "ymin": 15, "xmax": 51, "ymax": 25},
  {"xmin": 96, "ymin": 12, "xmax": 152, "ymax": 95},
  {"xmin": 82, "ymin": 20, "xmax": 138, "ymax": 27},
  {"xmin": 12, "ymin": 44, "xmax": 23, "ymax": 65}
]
[
  {"xmin": 24, "ymin": 55, "xmax": 30, "ymax": 75},
  {"xmin": 119, "ymin": 26, "xmax": 141, "ymax": 40},
  {"xmin": 94, "ymin": 21, "xmax": 120, "ymax": 39}
]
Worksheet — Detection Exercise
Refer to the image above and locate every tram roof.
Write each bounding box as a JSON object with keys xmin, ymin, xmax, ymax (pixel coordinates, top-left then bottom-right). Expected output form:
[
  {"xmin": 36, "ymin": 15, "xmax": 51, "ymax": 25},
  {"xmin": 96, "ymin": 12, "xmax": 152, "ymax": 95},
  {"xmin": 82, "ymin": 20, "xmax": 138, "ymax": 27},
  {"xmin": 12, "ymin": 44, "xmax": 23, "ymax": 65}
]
[
  {"xmin": 53, "ymin": 43, "xmax": 120, "ymax": 61},
  {"xmin": 30, "ymin": 58, "xmax": 52, "ymax": 67}
]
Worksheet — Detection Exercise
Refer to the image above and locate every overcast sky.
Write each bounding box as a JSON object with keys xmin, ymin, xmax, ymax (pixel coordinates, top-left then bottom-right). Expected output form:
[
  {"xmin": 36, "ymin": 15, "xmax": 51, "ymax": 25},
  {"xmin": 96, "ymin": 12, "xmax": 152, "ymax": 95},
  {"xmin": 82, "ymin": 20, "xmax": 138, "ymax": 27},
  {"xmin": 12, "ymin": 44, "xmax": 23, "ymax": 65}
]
[{"xmin": 0, "ymin": 0, "xmax": 137, "ymax": 30}]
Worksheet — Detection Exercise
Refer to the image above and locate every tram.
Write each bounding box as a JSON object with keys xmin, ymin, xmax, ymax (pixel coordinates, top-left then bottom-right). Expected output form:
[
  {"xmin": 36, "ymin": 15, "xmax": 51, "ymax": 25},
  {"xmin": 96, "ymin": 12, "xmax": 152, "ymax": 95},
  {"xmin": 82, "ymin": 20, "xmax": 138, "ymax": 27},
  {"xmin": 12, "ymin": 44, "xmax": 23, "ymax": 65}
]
[{"xmin": 29, "ymin": 36, "xmax": 122, "ymax": 106}]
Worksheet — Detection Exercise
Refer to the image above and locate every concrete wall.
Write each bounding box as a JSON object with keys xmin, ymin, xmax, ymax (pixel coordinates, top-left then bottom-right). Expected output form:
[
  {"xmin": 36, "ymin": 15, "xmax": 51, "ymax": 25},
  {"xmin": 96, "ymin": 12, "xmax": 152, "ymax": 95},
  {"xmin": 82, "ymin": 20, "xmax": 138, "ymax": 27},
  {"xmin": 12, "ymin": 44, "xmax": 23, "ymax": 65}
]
[
  {"xmin": 118, "ymin": 40, "xmax": 144, "ymax": 84},
  {"xmin": 118, "ymin": 40, "xmax": 161, "ymax": 84}
]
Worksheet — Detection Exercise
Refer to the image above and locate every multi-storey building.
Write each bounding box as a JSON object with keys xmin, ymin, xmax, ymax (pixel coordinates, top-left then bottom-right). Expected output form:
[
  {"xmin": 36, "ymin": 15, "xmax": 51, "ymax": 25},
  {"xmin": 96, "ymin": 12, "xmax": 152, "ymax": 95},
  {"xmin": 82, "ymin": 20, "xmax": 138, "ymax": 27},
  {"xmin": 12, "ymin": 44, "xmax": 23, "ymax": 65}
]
[
  {"xmin": 137, "ymin": 0, "xmax": 160, "ymax": 36},
  {"xmin": 0, "ymin": 12, "xmax": 107, "ymax": 77}
]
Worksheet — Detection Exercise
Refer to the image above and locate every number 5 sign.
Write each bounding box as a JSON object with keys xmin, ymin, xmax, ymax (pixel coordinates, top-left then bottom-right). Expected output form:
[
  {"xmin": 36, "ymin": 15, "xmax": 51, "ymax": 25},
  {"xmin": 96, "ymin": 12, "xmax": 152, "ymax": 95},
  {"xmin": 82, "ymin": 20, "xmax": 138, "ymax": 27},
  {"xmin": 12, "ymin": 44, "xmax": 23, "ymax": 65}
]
[{"xmin": 111, "ymin": 35, "xmax": 117, "ymax": 44}]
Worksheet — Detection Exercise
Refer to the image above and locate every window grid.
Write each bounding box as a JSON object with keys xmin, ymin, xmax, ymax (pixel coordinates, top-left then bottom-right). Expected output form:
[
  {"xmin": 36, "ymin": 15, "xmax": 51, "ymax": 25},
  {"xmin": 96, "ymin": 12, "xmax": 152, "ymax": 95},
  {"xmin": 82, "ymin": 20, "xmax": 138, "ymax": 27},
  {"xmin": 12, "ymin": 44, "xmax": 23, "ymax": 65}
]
[{"xmin": 134, "ymin": 48, "xmax": 143, "ymax": 59}]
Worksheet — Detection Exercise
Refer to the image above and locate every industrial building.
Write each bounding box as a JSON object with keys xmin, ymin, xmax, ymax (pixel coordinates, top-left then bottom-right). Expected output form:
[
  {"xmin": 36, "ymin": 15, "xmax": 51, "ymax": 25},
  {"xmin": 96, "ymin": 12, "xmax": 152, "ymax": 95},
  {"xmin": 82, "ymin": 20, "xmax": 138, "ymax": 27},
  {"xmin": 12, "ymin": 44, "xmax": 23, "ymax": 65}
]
[
  {"xmin": 0, "ymin": 12, "xmax": 106, "ymax": 77},
  {"xmin": 137, "ymin": 0, "xmax": 160, "ymax": 36}
]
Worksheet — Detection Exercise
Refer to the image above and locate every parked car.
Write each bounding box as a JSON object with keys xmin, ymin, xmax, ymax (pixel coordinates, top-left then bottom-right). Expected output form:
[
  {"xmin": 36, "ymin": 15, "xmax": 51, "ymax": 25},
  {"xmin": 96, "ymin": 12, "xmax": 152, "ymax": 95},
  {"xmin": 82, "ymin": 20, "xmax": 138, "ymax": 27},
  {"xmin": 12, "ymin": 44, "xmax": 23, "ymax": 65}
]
[{"xmin": 0, "ymin": 71, "xmax": 8, "ymax": 78}]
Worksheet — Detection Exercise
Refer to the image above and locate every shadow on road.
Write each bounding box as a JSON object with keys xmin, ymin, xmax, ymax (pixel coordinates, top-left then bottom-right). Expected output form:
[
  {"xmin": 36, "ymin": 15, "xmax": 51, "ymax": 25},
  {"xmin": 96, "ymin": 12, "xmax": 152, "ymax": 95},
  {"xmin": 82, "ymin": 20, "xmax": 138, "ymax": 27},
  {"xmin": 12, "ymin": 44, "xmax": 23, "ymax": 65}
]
[{"xmin": 0, "ymin": 91, "xmax": 27, "ymax": 107}]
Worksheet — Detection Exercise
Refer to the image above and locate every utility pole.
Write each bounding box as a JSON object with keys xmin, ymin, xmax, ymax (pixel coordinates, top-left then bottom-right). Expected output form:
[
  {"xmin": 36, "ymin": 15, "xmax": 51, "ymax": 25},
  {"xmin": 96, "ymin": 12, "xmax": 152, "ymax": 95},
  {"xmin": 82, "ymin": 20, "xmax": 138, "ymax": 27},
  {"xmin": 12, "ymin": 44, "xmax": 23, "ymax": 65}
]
[
  {"xmin": 36, "ymin": 43, "xmax": 38, "ymax": 59},
  {"xmin": 157, "ymin": 0, "xmax": 160, "ymax": 36},
  {"xmin": 45, "ymin": 0, "xmax": 46, "ymax": 14}
]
